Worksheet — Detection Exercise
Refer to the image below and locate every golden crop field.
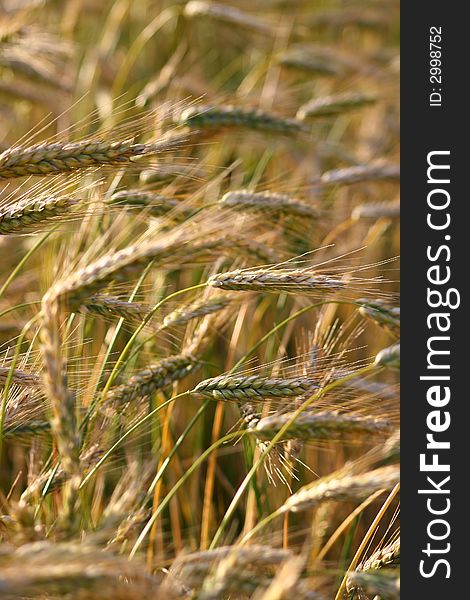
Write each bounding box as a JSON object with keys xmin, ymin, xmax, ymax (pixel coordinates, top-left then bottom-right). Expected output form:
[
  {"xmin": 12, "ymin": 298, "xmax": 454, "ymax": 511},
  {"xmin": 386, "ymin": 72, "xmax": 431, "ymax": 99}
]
[{"xmin": 0, "ymin": 1, "xmax": 400, "ymax": 598}]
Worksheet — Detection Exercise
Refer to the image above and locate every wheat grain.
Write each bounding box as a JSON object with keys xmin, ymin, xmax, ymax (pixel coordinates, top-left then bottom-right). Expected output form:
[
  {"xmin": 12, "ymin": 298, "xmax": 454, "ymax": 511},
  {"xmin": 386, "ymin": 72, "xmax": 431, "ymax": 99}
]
[
  {"xmin": 139, "ymin": 163, "xmax": 206, "ymax": 183},
  {"xmin": 309, "ymin": 8, "xmax": 389, "ymax": 30},
  {"xmin": 51, "ymin": 235, "xmax": 277, "ymax": 310},
  {"xmin": 192, "ymin": 374, "xmax": 317, "ymax": 402},
  {"xmin": 352, "ymin": 199, "xmax": 400, "ymax": 220},
  {"xmin": 360, "ymin": 537, "xmax": 400, "ymax": 571},
  {"xmin": 219, "ymin": 190, "xmax": 319, "ymax": 220},
  {"xmin": 184, "ymin": 1, "xmax": 273, "ymax": 35},
  {"xmin": 208, "ymin": 269, "xmax": 345, "ymax": 294},
  {"xmin": 346, "ymin": 569, "xmax": 400, "ymax": 600},
  {"xmin": 176, "ymin": 105, "xmax": 307, "ymax": 135},
  {"xmin": 162, "ymin": 293, "xmax": 235, "ymax": 329},
  {"xmin": 2, "ymin": 420, "xmax": 50, "ymax": 438},
  {"xmin": 81, "ymin": 294, "xmax": 148, "ymax": 321},
  {"xmin": 0, "ymin": 366, "xmax": 40, "ymax": 387},
  {"xmin": 297, "ymin": 92, "xmax": 376, "ymax": 120},
  {"xmin": 277, "ymin": 48, "xmax": 342, "ymax": 76},
  {"xmin": 374, "ymin": 430, "xmax": 400, "ymax": 467},
  {"xmin": 0, "ymin": 78, "xmax": 66, "ymax": 109},
  {"xmin": 0, "ymin": 195, "xmax": 77, "ymax": 234},
  {"xmin": 320, "ymin": 162, "xmax": 400, "ymax": 186},
  {"xmin": 198, "ymin": 553, "xmax": 271, "ymax": 599},
  {"xmin": 0, "ymin": 51, "xmax": 72, "ymax": 93},
  {"xmin": 168, "ymin": 545, "xmax": 291, "ymax": 577},
  {"xmin": 252, "ymin": 411, "xmax": 393, "ymax": 441},
  {"xmin": 281, "ymin": 465, "xmax": 399, "ymax": 513},
  {"xmin": 375, "ymin": 342, "xmax": 400, "ymax": 369},
  {"xmin": 105, "ymin": 354, "xmax": 198, "ymax": 408},
  {"xmin": 106, "ymin": 190, "xmax": 193, "ymax": 221},
  {"xmin": 21, "ymin": 444, "xmax": 102, "ymax": 501},
  {"xmin": 0, "ymin": 540, "xmax": 160, "ymax": 598},
  {"xmin": 0, "ymin": 135, "xmax": 186, "ymax": 180},
  {"xmin": 359, "ymin": 299, "xmax": 400, "ymax": 336}
]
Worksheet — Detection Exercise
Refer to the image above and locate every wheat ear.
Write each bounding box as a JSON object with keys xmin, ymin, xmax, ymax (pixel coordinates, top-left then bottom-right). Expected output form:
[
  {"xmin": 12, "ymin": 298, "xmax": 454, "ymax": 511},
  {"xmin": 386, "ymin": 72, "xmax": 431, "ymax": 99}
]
[
  {"xmin": 0, "ymin": 196, "xmax": 77, "ymax": 234},
  {"xmin": 281, "ymin": 465, "xmax": 399, "ymax": 513},
  {"xmin": 192, "ymin": 374, "xmax": 317, "ymax": 402}
]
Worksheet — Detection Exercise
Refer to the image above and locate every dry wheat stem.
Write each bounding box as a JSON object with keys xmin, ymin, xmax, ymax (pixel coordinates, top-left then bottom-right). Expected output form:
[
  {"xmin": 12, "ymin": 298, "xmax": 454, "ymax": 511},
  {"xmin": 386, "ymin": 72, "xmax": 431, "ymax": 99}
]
[{"xmin": 40, "ymin": 295, "xmax": 80, "ymax": 480}]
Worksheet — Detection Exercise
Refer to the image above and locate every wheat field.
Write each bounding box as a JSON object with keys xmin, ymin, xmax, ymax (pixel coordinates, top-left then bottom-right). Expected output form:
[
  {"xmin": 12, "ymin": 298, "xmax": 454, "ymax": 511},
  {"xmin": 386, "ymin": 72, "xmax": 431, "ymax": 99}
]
[{"xmin": 0, "ymin": 1, "xmax": 400, "ymax": 598}]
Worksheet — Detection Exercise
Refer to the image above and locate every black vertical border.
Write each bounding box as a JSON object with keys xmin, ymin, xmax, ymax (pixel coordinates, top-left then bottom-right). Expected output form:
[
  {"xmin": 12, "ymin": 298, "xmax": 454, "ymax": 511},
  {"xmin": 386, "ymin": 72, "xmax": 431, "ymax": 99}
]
[{"xmin": 401, "ymin": 3, "xmax": 467, "ymax": 596}]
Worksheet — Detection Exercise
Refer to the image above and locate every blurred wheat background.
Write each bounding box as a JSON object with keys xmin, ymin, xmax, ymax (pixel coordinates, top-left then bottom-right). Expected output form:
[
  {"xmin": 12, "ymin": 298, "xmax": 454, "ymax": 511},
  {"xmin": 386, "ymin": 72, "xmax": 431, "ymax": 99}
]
[{"xmin": 0, "ymin": 1, "xmax": 400, "ymax": 598}]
